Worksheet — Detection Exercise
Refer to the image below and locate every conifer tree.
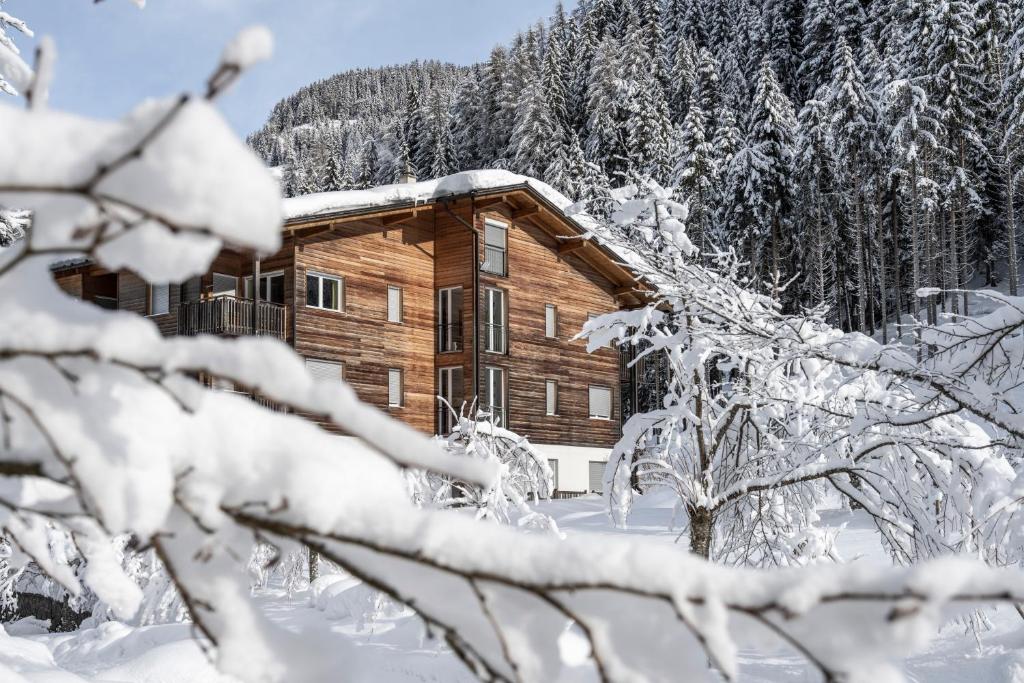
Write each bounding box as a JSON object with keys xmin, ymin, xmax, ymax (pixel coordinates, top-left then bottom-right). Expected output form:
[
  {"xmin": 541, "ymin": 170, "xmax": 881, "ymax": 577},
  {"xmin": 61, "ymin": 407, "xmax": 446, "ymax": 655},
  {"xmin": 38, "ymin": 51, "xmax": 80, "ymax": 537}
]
[
  {"xmin": 796, "ymin": 91, "xmax": 838, "ymax": 317},
  {"xmin": 926, "ymin": 0, "xmax": 986, "ymax": 315},
  {"xmin": 829, "ymin": 38, "xmax": 879, "ymax": 330},
  {"xmin": 672, "ymin": 106, "xmax": 716, "ymax": 254},
  {"xmin": 723, "ymin": 58, "xmax": 797, "ymax": 296},
  {"xmin": 511, "ymin": 77, "xmax": 559, "ymax": 181},
  {"xmin": 584, "ymin": 35, "xmax": 627, "ymax": 183},
  {"xmin": 667, "ymin": 37, "xmax": 697, "ymax": 125}
]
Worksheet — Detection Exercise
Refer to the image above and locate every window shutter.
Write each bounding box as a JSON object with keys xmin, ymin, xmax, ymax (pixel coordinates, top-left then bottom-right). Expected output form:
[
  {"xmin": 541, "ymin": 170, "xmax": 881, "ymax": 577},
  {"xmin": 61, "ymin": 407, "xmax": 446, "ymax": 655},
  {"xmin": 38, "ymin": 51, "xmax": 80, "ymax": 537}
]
[
  {"xmin": 306, "ymin": 358, "xmax": 343, "ymax": 382},
  {"xmin": 387, "ymin": 286, "xmax": 402, "ymax": 323},
  {"xmin": 212, "ymin": 273, "xmax": 237, "ymax": 298},
  {"xmin": 151, "ymin": 284, "xmax": 169, "ymax": 315},
  {"xmin": 589, "ymin": 385, "xmax": 611, "ymax": 419},
  {"xmin": 388, "ymin": 369, "xmax": 403, "ymax": 407},
  {"xmin": 546, "ymin": 380, "xmax": 557, "ymax": 415},
  {"xmin": 589, "ymin": 461, "xmax": 605, "ymax": 493},
  {"xmin": 548, "ymin": 459, "xmax": 559, "ymax": 492},
  {"xmin": 545, "ymin": 304, "xmax": 557, "ymax": 338},
  {"xmin": 485, "ymin": 220, "xmax": 507, "ymax": 249}
]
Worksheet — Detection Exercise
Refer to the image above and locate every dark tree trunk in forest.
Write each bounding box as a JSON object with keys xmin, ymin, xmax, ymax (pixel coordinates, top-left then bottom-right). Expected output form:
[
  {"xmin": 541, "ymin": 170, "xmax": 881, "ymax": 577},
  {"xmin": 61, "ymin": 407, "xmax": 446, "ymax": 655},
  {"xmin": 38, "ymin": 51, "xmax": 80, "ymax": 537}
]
[{"xmin": 309, "ymin": 549, "xmax": 320, "ymax": 582}]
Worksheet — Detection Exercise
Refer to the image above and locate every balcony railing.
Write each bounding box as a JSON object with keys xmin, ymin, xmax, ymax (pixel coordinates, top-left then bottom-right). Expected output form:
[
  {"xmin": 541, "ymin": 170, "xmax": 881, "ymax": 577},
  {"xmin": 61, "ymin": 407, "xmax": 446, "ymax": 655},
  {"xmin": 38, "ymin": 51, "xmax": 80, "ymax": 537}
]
[
  {"xmin": 177, "ymin": 295, "xmax": 286, "ymax": 340},
  {"xmin": 438, "ymin": 319, "xmax": 463, "ymax": 353},
  {"xmin": 482, "ymin": 245, "xmax": 507, "ymax": 276},
  {"xmin": 221, "ymin": 389, "xmax": 285, "ymax": 413}
]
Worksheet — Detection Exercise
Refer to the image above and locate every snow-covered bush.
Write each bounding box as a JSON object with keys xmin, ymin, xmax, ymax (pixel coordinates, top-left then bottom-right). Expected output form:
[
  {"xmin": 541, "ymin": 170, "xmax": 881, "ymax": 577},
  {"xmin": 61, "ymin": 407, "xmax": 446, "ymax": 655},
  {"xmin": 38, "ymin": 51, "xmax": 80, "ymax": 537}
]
[
  {"xmin": 4, "ymin": 19, "xmax": 1024, "ymax": 683},
  {"xmin": 408, "ymin": 405, "xmax": 558, "ymax": 533}
]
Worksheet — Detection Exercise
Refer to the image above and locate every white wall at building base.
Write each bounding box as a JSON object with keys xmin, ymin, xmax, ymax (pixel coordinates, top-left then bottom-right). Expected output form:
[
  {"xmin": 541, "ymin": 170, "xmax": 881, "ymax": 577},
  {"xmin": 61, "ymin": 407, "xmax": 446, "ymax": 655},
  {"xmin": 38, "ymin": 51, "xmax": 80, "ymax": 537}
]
[{"xmin": 534, "ymin": 444, "xmax": 611, "ymax": 494}]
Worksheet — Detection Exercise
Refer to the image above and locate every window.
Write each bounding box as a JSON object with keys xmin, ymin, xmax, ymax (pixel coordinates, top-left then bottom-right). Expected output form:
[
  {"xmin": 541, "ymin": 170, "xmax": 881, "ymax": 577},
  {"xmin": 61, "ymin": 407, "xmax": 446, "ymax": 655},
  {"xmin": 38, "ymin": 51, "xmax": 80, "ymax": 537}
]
[
  {"xmin": 545, "ymin": 380, "xmax": 558, "ymax": 416},
  {"xmin": 484, "ymin": 287, "xmax": 506, "ymax": 354},
  {"xmin": 387, "ymin": 285, "xmax": 403, "ymax": 323},
  {"xmin": 306, "ymin": 272, "xmax": 342, "ymax": 311},
  {"xmin": 212, "ymin": 273, "xmax": 237, "ymax": 298},
  {"xmin": 589, "ymin": 461, "xmax": 605, "ymax": 493},
  {"xmin": 548, "ymin": 459, "xmax": 559, "ymax": 492},
  {"xmin": 482, "ymin": 219, "xmax": 508, "ymax": 275},
  {"xmin": 437, "ymin": 366, "xmax": 464, "ymax": 435},
  {"xmin": 545, "ymin": 304, "xmax": 558, "ymax": 338},
  {"xmin": 149, "ymin": 284, "xmax": 169, "ymax": 316},
  {"xmin": 589, "ymin": 385, "xmax": 612, "ymax": 420},
  {"xmin": 388, "ymin": 368, "xmax": 403, "ymax": 408},
  {"xmin": 244, "ymin": 272, "xmax": 285, "ymax": 305},
  {"xmin": 484, "ymin": 366, "xmax": 506, "ymax": 427},
  {"xmin": 305, "ymin": 358, "xmax": 343, "ymax": 382},
  {"xmin": 437, "ymin": 286, "xmax": 463, "ymax": 353}
]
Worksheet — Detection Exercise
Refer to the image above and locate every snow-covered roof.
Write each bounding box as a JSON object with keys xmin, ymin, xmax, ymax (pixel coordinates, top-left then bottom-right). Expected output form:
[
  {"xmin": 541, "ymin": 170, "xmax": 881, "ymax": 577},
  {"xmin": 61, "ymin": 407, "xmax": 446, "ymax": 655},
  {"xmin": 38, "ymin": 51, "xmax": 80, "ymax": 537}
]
[
  {"xmin": 282, "ymin": 170, "xmax": 580, "ymax": 222},
  {"xmin": 281, "ymin": 170, "xmax": 650, "ymax": 281}
]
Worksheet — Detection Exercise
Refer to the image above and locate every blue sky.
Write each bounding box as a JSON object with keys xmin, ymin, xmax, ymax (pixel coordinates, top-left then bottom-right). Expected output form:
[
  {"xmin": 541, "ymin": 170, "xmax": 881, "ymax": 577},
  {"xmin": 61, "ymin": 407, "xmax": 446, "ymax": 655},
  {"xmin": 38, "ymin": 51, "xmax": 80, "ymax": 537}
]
[{"xmin": 12, "ymin": 0, "xmax": 573, "ymax": 136}]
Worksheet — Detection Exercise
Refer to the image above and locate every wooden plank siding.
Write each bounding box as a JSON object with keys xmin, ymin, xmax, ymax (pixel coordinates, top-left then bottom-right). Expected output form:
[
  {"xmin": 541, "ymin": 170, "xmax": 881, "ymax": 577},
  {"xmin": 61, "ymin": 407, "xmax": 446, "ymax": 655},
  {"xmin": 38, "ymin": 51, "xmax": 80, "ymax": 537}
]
[
  {"xmin": 292, "ymin": 218, "xmax": 437, "ymax": 434},
  {"xmin": 117, "ymin": 271, "xmax": 179, "ymax": 336},
  {"xmin": 475, "ymin": 206, "xmax": 622, "ymax": 449},
  {"xmin": 54, "ymin": 272, "xmax": 83, "ymax": 299},
  {"xmin": 47, "ymin": 185, "xmax": 639, "ymax": 449},
  {"xmin": 433, "ymin": 200, "xmax": 477, "ymax": 425}
]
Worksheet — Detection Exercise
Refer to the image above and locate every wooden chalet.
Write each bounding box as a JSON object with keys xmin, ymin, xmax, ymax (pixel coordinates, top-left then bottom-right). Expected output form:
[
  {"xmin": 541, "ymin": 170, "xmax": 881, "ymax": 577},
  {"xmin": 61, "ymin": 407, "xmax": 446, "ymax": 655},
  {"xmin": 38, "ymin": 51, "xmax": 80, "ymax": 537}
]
[{"xmin": 52, "ymin": 173, "xmax": 648, "ymax": 494}]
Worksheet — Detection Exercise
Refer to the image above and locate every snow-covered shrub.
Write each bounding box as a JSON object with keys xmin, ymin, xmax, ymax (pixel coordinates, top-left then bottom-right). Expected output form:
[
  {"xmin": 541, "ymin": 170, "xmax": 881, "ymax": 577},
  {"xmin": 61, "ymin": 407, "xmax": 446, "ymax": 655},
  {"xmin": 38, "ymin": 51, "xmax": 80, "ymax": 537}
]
[{"xmin": 408, "ymin": 405, "xmax": 558, "ymax": 533}]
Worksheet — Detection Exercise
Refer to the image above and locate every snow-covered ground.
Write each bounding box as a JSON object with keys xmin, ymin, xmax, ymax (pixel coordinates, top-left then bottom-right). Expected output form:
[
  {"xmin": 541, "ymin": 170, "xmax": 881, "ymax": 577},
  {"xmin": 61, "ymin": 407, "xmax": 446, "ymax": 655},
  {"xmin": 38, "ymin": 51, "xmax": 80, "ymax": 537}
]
[{"xmin": 2, "ymin": 494, "xmax": 1023, "ymax": 682}]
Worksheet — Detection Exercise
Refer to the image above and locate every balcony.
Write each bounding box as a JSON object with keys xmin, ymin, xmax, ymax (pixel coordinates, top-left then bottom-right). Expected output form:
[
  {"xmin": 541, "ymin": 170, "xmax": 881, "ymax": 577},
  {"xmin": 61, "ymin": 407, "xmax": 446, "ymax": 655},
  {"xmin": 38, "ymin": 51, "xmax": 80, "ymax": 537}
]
[{"xmin": 177, "ymin": 295, "xmax": 286, "ymax": 340}]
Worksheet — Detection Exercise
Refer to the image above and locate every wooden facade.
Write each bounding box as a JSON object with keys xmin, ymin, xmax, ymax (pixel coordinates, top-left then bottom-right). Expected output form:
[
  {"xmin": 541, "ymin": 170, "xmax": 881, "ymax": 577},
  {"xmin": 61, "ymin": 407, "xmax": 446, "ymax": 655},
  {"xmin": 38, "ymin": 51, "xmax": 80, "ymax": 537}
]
[{"xmin": 51, "ymin": 184, "xmax": 643, "ymax": 452}]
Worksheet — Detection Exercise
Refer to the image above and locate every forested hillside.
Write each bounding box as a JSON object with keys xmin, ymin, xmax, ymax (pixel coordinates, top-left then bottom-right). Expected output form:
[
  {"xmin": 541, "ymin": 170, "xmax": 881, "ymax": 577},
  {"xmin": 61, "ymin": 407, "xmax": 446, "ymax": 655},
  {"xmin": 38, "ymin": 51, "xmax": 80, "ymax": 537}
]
[{"xmin": 248, "ymin": 0, "xmax": 1024, "ymax": 335}]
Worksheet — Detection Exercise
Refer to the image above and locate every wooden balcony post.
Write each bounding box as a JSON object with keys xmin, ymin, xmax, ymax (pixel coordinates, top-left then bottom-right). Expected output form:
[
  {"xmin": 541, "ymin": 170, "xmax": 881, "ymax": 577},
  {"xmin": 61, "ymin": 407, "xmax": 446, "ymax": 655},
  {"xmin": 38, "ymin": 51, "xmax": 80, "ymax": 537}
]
[{"xmin": 252, "ymin": 255, "xmax": 260, "ymax": 336}]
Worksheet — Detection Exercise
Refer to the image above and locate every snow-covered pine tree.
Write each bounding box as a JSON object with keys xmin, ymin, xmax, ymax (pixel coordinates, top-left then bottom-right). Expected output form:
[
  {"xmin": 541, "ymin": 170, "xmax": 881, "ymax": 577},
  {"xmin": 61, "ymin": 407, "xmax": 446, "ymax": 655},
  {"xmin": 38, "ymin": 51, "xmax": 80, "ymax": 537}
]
[
  {"xmin": 667, "ymin": 36, "xmax": 697, "ymax": 125},
  {"xmin": 799, "ymin": 0, "xmax": 839, "ymax": 100},
  {"xmin": 828, "ymin": 37, "xmax": 879, "ymax": 331},
  {"xmin": 925, "ymin": 0, "xmax": 987, "ymax": 316},
  {"xmin": 795, "ymin": 91, "xmax": 838, "ymax": 317},
  {"xmin": 584, "ymin": 35, "xmax": 627, "ymax": 183},
  {"xmin": 542, "ymin": 1, "xmax": 571, "ymax": 133},
  {"xmin": 402, "ymin": 83, "xmax": 427, "ymax": 178},
  {"xmin": 722, "ymin": 58, "xmax": 796, "ymax": 297},
  {"xmin": 479, "ymin": 45, "xmax": 515, "ymax": 167},
  {"xmin": 672, "ymin": 106, "xmax": 715, "ymax": 256},
  {"xmin": 356, "ymin": 140, "xmax": 381, "ymax": 189},
  {"xmin": 425, "ymin": 90, "xmax": 458, "ymax": 180},
  {"xmin": 511, "ymin": 68, "xmax": 560, "ymax": 182},
  {"xmin": 452, "ymin": 66, "xmax": 485, "ymax": 170},
  {"xmin": 1000, "ymin": 4, "xmax": 1024, "ymax": 295}
]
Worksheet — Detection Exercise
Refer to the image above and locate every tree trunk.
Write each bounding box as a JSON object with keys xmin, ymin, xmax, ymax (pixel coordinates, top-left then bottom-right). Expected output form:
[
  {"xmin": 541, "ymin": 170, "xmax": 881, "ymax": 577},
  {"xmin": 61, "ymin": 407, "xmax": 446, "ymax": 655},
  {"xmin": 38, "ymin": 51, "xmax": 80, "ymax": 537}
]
[
  {"xmin": 855, "ymin": 191, "xmax": 867, "ymax": 331},
  {"xmin": 949, "ymin": 207, "xmax": 960, "ymax": 316},
  {"xmin": 910, "ymin": 160, "xmax": 922, "ymax": 320},
  {"xmin": 876, "ymin": 187, "xmax": 888, "ymax": 344},
  {"xmin": 891, "ymin": 187, "xmax": 905, "ymax": 330},
  {"xmin": 689, "ymin": 506, "xmax": 713, "ymax": 559},
  {"xmin": 1008, "ymin": 163, "xmax": 1020, "ymax": 296},
  {"xmin": 308, "ymin": 549, "xmax": 320, "ymax": 583}
]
